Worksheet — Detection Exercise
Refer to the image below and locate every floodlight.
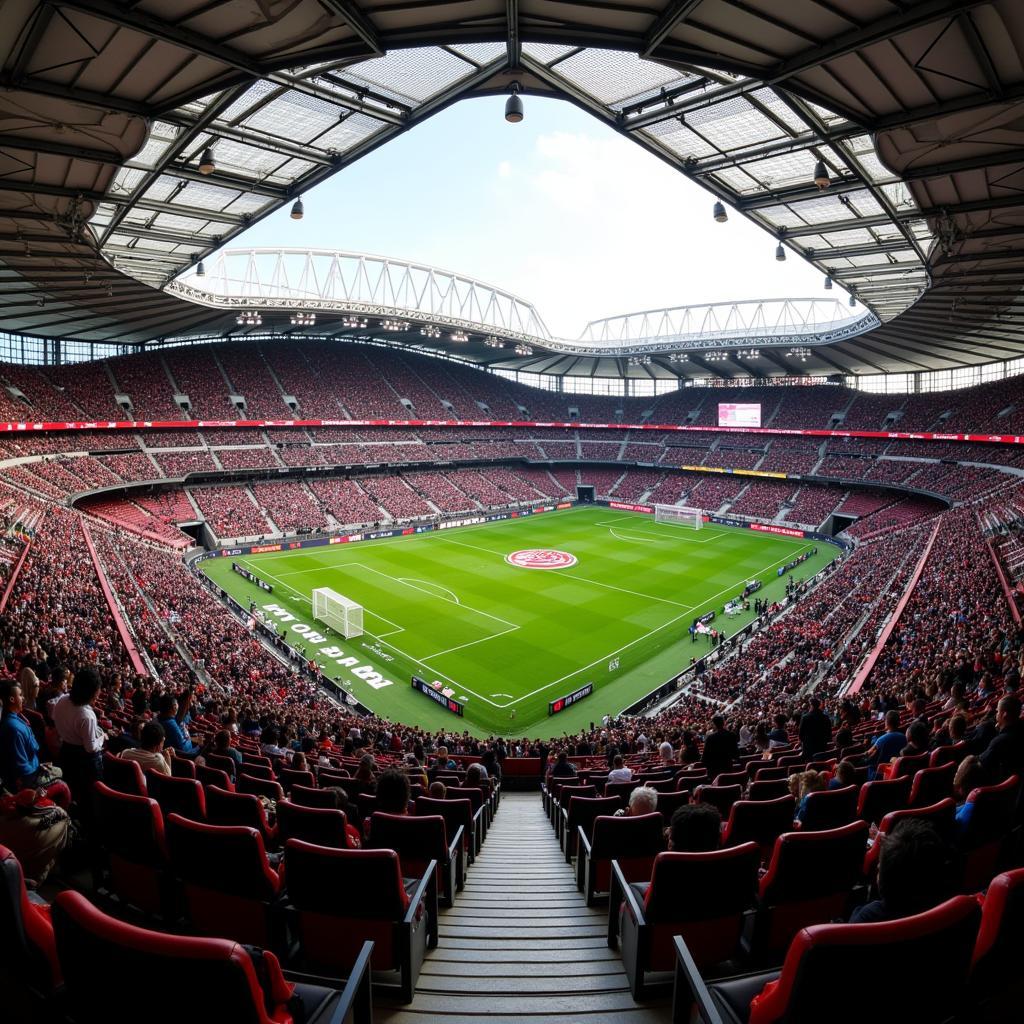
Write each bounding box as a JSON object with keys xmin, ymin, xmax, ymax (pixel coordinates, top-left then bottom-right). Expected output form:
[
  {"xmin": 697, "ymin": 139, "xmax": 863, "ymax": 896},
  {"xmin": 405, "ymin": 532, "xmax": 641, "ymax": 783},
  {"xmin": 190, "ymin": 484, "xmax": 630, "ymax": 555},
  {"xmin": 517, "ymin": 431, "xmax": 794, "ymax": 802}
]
[
  {"xmin": 713, "ymin": 201, "xmax": 728, "ymax": 223},
  {"xmin": 290, "ymin": 197, "xmax": 304, "ymax": 220},
  {"xmin": 505, "ymin": 83, "xmax": 523, "ymax": 124},
  {"xmin": 775, "ymin": 242, "xmax": 786, "ymax": 261},
  {"xmin": 813, "ymin": 159, "xmax": 830, "ymax": 191},
  {"xmin": 198, "ymin": 147, "xmax": 215, "ymax": 175},
  {"xmin": 823, "ymin": 274, "xmax": 832, "ymax": 290}
]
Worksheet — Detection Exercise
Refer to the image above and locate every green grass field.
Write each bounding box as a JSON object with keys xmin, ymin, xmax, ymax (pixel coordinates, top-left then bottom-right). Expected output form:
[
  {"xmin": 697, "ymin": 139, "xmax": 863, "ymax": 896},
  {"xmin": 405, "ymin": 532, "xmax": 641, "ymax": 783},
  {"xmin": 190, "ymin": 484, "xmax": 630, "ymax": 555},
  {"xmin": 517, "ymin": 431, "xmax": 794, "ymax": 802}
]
[{"xmin": 200, "ymin": 506, "xmax": 838, "ymax": 737}]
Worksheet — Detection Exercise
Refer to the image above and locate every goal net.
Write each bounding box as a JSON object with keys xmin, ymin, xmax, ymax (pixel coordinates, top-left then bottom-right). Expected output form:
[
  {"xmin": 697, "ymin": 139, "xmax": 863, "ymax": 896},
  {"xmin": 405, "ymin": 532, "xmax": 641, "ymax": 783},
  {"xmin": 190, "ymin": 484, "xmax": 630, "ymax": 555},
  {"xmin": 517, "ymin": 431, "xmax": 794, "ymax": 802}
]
[
  {"xmin": 312, "ymin": 587, "xmax": 364, "ymax": 638},
  {"xmin": 654, "ymin": 504, "xmax": 703, "ymax": 529}
]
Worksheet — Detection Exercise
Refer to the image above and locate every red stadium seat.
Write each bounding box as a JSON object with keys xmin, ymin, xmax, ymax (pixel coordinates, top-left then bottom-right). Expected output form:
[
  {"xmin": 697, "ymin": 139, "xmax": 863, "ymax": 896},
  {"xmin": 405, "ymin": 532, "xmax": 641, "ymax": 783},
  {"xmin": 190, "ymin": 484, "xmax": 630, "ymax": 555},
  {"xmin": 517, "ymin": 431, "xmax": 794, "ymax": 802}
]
[
  {"xmin": 0, "ymin": 844, "xmax": 60, "ymax": 1005},
  {"xmin": 673, "ymin": 895, "xmax": 981, "ymax": 1023},
  {"xmin": 561, "ymin": 795, "xmax": 620, "ymax": 862},
  {"xmin": 970, "ymin": 867, "xmax": 1024, "ymax": 1020},
  {"xmin": 205, "ymin": 785, "xmax": 277, "ymax": 845},
  {"xmin": 284, "ymin": 840, "xmax": 433, "ymax": 1003},
  {"xmin": 51, "ymin": 890, "xmax": 372, "ymax": 1024},
  {"xmin": 101, "ymin": 752, "xmax": 146, "ymax": 797},
  {"xmin": 796, "ymin": 785, "xmax": 857, "ymax": 831},
  {"xmin": 276, "ymin": 799, "xmax": 351, "ymax": 849},
  {"xmin": 578, "ymin": 813, "xmax": 665, "ymax": 905},
  {"xmin": 958, "ymin": 775, "xmax": 1020, "ymax": 892},
  {"xmin": 722, "ymin": 796, "xmax": 796, "ymax": 859},
  {"xmin": 144, "ymin": 771, "xmax": 206, "ymax": 822}
]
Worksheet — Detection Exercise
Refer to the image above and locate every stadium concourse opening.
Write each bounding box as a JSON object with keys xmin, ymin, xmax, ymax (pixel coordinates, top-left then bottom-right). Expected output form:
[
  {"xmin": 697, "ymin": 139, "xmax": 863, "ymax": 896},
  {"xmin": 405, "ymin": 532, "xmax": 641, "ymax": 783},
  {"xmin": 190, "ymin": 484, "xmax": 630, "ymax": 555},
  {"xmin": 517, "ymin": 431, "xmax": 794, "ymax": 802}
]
[{"xmin": 2, "ymin": 3, "xmax": 1024, "ymax": 1024}]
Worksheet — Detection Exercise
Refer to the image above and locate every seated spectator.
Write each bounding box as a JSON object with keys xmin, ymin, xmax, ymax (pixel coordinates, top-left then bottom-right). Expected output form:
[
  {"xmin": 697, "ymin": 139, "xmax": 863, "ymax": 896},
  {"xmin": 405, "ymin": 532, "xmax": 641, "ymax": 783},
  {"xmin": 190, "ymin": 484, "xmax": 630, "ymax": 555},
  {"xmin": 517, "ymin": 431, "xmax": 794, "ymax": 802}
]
[
  {"xmin": 321, "ymin": 787, "xmax": 362, "ymax": 848},
  {"xmin": 375, "ymin": 769, "xmax": 411, "ymax": 816},
  {"xmin": 259, "ymin": 726, "xmax": 293, "ymax": 763},
  {"xmin": 867, "ymin": 710, "xmax": 906, "ymax": 779},
  {"xmin": 850, "ymin": 819, "xmax": 953, "ymax": 923},
  {"xmin": 668, "ymin": 802, "xmax": 722, "ymax": 851},
  {"xmin": 0, "ymin": 785, "xmax": 71, "ymax": 886},
  {"xmin": 428, "ymin": 781, "xmax": 447, "ymax": 799},
  {"xmin": 433, "ymin": 745, "xmax": 457, "ymax": 771},
  {"xmin": 795, "ymin": 770, "xmax": 826, "ymax": 823},
  {"xmin": 979, "ymin": 693, "xmax": 1024, "ymax": 783},
  {"xmin": 953, "ymin": 755, "xmax": 987, "ymax": 835},
  {"xmin": 900, "ymin": 718, "xmax": 931, "ymax": 758},
  {"xmin": 607, "ymin": 754, "xmax": 633, "ymax": 784},
  {"xmin": 120, "ymin": 721, "xmax": 171, "ymax": 776},
  {"xmin": 156, "ymin": 693, "xmax": 202, "ymax": 760},
  {"xmin": 829, "ymin": 760, "xmax": 856, "ymax": 790},
  {"xmin": 212, "ymin": 729, "xmax": 242, "ymax": 772},
  {"xmin": 549, "ymin": 750, "xmax": 577, "ymax": 779},
  {"xmin": 615, "ymin": 785, "xmax": 658, "ymax": 818},
  {"xmin": 767, "ymin": 714, "xmax": 789, "ymax": 747},
  {"xmin": 0, "ymin": 681, "xmax": 70, "ymax": 810},
  {"xmin": 465, "ymin": 762, "xmax": 487, "ymax": 788},
  {"xmin": 353, "ymin": 753, "xmax": 376, "ymax": 783}
]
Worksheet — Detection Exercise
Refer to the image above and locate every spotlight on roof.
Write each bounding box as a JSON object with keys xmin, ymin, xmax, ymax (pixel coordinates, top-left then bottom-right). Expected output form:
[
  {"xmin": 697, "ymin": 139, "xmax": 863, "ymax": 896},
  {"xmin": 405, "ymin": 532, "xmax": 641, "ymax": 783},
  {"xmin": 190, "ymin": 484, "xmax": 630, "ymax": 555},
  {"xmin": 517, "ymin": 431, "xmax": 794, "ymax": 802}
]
[
  {"xmin": 290, "ymin": 197, "xmax": 304, "ymax": 220},
  {"xmin": 668, "ymin": 353, "xmax": 688, "ymax": 363},
  {"xmin": 823, "ymin": 274, "xmax": 832, "ymax": 290},
  {"xmin": 450, "ymin": 330, "xmax": 470, "ymax": 343},
  {"xmin": 775, "ymin": 242, "xmax": 786, "ymax": 262},
  {"xmin": 198, "ymin": 147, "xmax": 216, "ymax": 175},
  {"xmin": 514, "ymin": 343, "xmax": 533, "ymax": 357},
  {"xmin": 787, "ymin": 346, "xmax": 811, "ymax": 361},
  {"xmin": 505, "ymin": 83, "xmax": 524, "ymax": 124},
  {"xmin": 289, "ymin": 312, "xmax": 316, "ymax": 326},
  {"xmin": 420, "ymin": 325, "xmax": 441, "ymax": 339},
  {"xmin": 196, "ymin": 260, "xmax": 206, "ymax": 277},
  {"xmin": 813, "ymin": 159, "xmax": 830, "ymax": 191},
  {"xmin": 484, "ymin": 336, "xmax": 504, "ymax": 349},
  {"xmin": 849, "ymin": 293, "xmax": 857, "ymax": 308},
  {"xmin": 713, "ymin": 201, "xmax": 728, "ymax": 224}
]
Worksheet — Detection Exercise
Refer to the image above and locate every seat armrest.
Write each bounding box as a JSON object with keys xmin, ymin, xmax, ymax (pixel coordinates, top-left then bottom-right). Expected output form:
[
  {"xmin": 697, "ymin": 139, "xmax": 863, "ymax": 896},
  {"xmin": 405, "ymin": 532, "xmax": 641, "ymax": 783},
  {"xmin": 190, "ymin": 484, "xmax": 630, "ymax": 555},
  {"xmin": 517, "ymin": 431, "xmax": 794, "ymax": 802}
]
[
  {"xmin": 578, "ymin": 826, "xmax": 592, "ymax": 858},
  {"xmin": 672, "ymin": 935, "xmax": 725, "ymax": 1024},
  {"xmin": 403, "ymin": 861, "xmax": 438, "ymax": 925},
  {"xmin": 447, "ymin": 825, "xmax": 464, "ymax": 862},
  {"xmin": 290, "ymin": 940, "xmax": 374, "ymax": 1024},
  {"xmin": 611, "ymin": 859, "xmax": 646, "ymax": 926}
]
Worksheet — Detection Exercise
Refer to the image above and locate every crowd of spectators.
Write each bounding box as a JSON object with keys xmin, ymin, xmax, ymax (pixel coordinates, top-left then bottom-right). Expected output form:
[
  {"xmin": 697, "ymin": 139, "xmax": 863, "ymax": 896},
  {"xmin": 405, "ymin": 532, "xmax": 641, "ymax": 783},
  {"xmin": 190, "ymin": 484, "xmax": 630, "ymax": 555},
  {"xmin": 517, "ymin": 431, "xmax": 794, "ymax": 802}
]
[
  {"xmin": 190, "ymin": 486, "xmax": 269, "ymax": 539},
  {"xmin": 251, "ymin": 482, "xmax": 328, "ymax": 533},
  {"xmin": 404, "ymin": 471, "xmax": 476, "ymax": 513},
  {"xmin": 361, "ymin": 475, "xmax": 434, "ymax": 519},
  {"xmin": 308, "ymin": 478, "xmax": 386, "ymax": 527},
  {"xmin": 154, "ymin": 451, "xmax": 218, "ymax": 477},
  {"xmin": 783, "ymin": 484, "xmax": 845, "ymax": 527},
  {"xmin": 214, "ymin": 445, "xmax": 282, "ymax": 470},
  {"xmin": 727, "ymin": 480, "xmax": 797, "ymax": 519}
]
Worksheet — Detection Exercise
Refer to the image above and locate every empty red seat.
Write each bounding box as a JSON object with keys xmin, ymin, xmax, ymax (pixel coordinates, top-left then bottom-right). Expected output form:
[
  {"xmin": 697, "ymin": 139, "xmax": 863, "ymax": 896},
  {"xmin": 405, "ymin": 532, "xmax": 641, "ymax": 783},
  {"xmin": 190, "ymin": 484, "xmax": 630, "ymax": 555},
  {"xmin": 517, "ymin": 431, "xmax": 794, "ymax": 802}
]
[
  {"xmin": 101, "ymin": 753, "xmax": 146, "ymax": 797},
  {"xmin": 614, "ymin": 843, "xmax": 761, "ymax": 998},
  {"xmin": 144, "ymin": 771, "xmax": 206, "ymax": 822},
  {"xmin": 856, "ymin": 776, "xmax": 910, "ymax": 825},
  {"xmin": 205, "ymin": 785, "xmax": 277, "ymax": 845},
  {"xmin": 236, "ymin": 774, "xmax": 285, "ymax": 803},
  {"xmin": 970, "ymin": 867, "xmax": 1024, "ymax": 1020},
  {"xmin": 753, "ymin": 821, "xmax": 868, "ymax": 958},
  {"xmin": 51, "ymin": 890, "xmax": 372, "ymax": 1024},
  {"xmin": 369, "ymin": 811, "xmax": 460, "ymax": 911},
  {"xmin": 579, "ymin": 813, "xmax": 665, "ymax": 906},
  {"xmin": 674, "ymin": 895, "xmax": 981, "ymax": 1024},
  {"xmin": 290, "ymin": 783, "xmax": 340, "ymax": 809},
  {"xmin": 722, "ymin": 796, "xmax": 796, "ymax": 858},
  {"xmin": 93, "ymin": 782, "xmax": 170, "ymax": 916},
  {"xmin": 276, "ymin": 799, "xmax": 351, "ymax": 849},
  {"xmin": 908, "ymin": 762, "xmax": 956, "ymax": 808},
  {"xmin": 284, "ymin": 840, "xmax": 432, "ymax": 1003},
  {"xmin": 796, "ymin": 785, "xmax": 857, "ymax": 831},
  {"xmin": 695, "ymin": 785, "xmax": 744, "ymax": 818},
  {"xmin": 561, "ymin": 795, "xmax": 620, "ymax": 861},
  {"xmin": 165, "ymin": 814, "xmax": 283, "ymax": 949}
]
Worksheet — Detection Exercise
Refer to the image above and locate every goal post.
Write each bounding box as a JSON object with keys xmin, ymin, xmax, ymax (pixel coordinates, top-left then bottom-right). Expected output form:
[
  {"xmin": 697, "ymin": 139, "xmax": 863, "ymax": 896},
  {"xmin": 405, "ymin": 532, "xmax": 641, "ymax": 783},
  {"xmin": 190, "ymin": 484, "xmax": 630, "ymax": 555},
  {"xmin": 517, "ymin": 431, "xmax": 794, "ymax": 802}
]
[
  {"xmin": 654, "ymin": 504, "xmax": 704, "ymax": 529},
  {"xmin": 312, "ymin": 587, "xmax": 364, "ymax": 639}
]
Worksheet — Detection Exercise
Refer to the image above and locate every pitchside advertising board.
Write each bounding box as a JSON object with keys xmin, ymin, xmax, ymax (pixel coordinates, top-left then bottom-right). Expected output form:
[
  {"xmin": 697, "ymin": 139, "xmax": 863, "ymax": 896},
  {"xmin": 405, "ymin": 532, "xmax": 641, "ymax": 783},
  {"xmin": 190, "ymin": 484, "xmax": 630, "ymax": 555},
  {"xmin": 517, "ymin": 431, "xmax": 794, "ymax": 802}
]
[
  {"xmin": 232, "ymin": 561, "xmax": 273, "ymax": 592},
  {"xmin": 411, "ymin": 675, "xmax": 465, "ymax": 717},
  {"xmin": 548, "ymin": 682, "xmax": 594, "ymax": 716}
]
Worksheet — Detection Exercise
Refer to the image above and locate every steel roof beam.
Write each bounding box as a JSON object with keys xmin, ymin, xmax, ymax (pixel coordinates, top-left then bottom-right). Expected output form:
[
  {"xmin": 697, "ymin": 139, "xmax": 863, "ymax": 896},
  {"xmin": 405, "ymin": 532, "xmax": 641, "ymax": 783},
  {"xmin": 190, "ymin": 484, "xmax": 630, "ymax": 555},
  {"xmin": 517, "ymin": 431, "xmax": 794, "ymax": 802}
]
[
  {"xmin": 685, "ymin": 126, "xmax": 860, "ymax": 173},
  {"xmin": 132, "ymin": 198, "xmax": 246, "ymax": 225},
  {"xmin": 317, "ymin": 0, "xmax": 383, "ymax": 54},
  {"xmin": 0, "ymin": 135, "xmax": 125, "ymax": 165},
  {"xmin": 737, "ymin": 177, "xmax": 869, "ymax": 210},
  {"xmin": 642, "ymin": 0, "xmax": 705, "ymax": 58},
  {"xmin": 507, "ymin": 0, "xmax": 520, "ymax": 68}
]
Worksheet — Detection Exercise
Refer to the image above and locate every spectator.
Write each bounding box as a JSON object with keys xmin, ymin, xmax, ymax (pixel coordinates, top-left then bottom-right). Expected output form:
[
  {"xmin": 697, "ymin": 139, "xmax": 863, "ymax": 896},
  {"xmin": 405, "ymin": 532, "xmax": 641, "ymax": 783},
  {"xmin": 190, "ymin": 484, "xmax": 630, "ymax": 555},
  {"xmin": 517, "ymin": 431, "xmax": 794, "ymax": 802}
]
[
  {"xmin": 549, "ymin": 750, "xmax": 578, "ymax": 779},
  {"xmin": 795, "ymin": 770, "xmax": 826, "ymax": 823},
  {"xmin": 866, "ymin": 710, "xmax": 906, "ymax": 779},
  {"xmin": 829, "ymin": 760, "xmax": 856, "ymax": 789},
  {"xmin": 354, "ymin": 753, "xmax": 376, "ymax": 784},
  {"xmin": 701, "ymin": 715, "xmax": 739, "ymax": 780},
  {"xmin": 615, "ymin": 785, "xmax": 658, "ymax": 818},
  {"xmin": 428, "ymin": 780, "xmax": 447, "ymax": 799},
  {"xmin": 51, "ymin": 667, "xmax": 106, "ymax": 801},
  {"xmin": 768, "ymin": 714, "xmax": 789, "ymax": 747},
  {"xmin": 322, "ymin": 787, "xmax": 362, "ymax": 848},
  {"xmin": 0, "ymin": 681, "xmax": 70, "ymax": 809},
  {"xmin": 213, "ymin": 729, "xmax": 242, "ymax": 772},
  {"xmin": 121, "ymin": 721, "xmax": 172, "ymax": 776},
  {"xmin": 156, "ymin": 694, "xmax": 202, "ymax": 760},
  {"xmin": 979, "ymin": 693, "xmax": 1024, "ymax": 783},
  {"xmin": 850, "ymin": 820, "xmax": 953, "ymax": 923},
  {"xmin": 0, "ymin": 785, "xmax": 71, "ymax": 886},
  {"xmin": 375, "ymin": 769, "xmax": 411, "ymax": 816},
  {"xmin": 607, "ymin": 754, "xmax": 633, "ymax": 784},
  {"xmin": 953, "ymin": 755, "xmax": 987, "ymax": 835},
  {"xmin": 900, "ymin": 718, "xmax": 932, "ymax": 757},
  {"xmin": 668, "ymin": 802, "xmax": 722, "ymax": 852},
  {"xmin": 798, "ymin": 697, "xmax": 832, "ymax": 758}
]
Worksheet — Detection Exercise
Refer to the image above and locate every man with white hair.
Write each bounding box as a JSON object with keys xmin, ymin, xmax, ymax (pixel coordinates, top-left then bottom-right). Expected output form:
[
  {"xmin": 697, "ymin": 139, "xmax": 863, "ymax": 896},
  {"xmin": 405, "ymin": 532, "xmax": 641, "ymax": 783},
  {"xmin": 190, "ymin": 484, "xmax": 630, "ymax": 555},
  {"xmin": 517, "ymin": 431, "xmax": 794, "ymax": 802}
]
[
  {"xmin": 658, "ymin": 740, "xmax": 674, "ymax": 765},
  {"xmin": 615, "ymin": 785, "xmax": 658, "ymax": 817}
]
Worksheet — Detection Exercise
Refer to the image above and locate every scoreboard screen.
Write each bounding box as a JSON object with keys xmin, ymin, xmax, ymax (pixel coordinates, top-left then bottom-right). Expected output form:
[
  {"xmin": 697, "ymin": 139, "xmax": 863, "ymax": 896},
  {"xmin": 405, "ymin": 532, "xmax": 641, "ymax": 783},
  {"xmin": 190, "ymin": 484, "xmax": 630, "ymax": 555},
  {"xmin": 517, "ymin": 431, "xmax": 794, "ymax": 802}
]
[{"xmin": 718, "ymin": 403, "xmax": 762, "ymax": 428}]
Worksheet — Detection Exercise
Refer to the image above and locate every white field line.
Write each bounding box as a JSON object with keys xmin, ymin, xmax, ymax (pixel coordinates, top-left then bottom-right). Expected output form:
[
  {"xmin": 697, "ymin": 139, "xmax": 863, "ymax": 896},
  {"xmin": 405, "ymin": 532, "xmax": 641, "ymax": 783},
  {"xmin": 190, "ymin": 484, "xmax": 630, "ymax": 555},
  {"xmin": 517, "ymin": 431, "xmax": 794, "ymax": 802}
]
[
  {"xmin": 440, "ymin": 534, "xmax": 695, "ymax": 611},
  {"xmin": 398, "ymin": 577, "xmax": 460, "ymax": 604},
  {"xmin": 275, "ymin": 561, "xmax": 518, "ymax": 629},
  {"xmin": 593, "ymin": 515, "xmax": 719, "ymax": 542},
  {"xmin": 243, "ymin": 559, "xmax": 509, "ymax": 708},
  {"xmin": 239, "ymin": 559, "xmax": 405, "ymax": 637},
  {"xmin": 421, "ymin": 623, "xmax": 521, "ymax": 660},
  {"xmin": 498, "ymin": 540, "xmax": 818, "ymax": 708},
  {"xmin": 609, "ymin": 527, "xmax": 659, "ymax": 544}
]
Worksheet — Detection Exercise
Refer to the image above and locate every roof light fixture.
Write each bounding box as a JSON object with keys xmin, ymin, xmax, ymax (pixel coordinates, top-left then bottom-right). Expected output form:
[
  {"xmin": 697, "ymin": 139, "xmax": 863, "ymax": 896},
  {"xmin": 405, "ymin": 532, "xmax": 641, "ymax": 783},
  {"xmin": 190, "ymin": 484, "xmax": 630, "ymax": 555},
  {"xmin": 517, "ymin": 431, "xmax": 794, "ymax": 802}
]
[
  {"xmin": 290, "ymin": 196, "xmax": 304, "ymax": 220},
  {"xmin": 823, "ymin": 273, "xmax": 832, "ymax": 290},
  {"xmin": 505, "ymin": 82, "xmax": 524, "ymax": 124},
  {"xmin": 342, "ymin": 315, "xmax": 368, "ymax": 329},
  {"xmin": 198, "ymin": 146, "xmax": 216, "ymax": 175},
  {"xmin": 196, "ymin": 260, "xmax": 206, "ymax": 277},
  {"xmin": 289, "ymin": 312, "xmax": 316, "ymax": 326},
  {"xmin": 420, "ymin": 325, "xmax": 441, "ymax": 338},
  {"xmin": 484, "ymin": 336, "xmax": 503, "ymax": 349},
  {"xmin": 514, "ymin": 343, "xmax": 533, "ymax": 356},
  {"xmin": 775, "ymin": 241, "xmax": 786, "ymax": 262},
  {"xmin": 849, "ymin": 292, "xmax": 857, "ymax": 307},
  {"xmin": 713, "ymin": 201, "xmax": 728, "ymax": 223},
  {"xmin": 450, "ymin": 330, "xmax": 469, "ymax": 342},
  {"xmin": 813, "ymin": 159, "xmax": 830, "ymax": 191}
]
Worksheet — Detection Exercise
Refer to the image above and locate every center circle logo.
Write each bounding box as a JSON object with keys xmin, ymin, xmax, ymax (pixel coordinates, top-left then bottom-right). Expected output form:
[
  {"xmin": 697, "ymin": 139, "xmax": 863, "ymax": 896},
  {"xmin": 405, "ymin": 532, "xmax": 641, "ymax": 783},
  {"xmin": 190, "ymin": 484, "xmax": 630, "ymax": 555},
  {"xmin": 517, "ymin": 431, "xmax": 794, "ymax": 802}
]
[{"xmin": 505, "ymin": 549, "xmax": 577, "ymax": 570}]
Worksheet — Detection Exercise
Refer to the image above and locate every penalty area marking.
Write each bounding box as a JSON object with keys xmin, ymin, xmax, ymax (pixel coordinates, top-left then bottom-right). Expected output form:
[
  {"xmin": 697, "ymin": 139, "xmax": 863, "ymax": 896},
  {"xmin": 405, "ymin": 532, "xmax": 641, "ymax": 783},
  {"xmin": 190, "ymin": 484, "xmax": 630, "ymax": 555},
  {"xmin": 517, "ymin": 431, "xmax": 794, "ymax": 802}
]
[
  {"xmin": 609, "ymin": 527, "xmax": 659, "ymax": 544},
  {"xmin": 398, "ymin": 578, "xmax": 460, "ymax": 604}
]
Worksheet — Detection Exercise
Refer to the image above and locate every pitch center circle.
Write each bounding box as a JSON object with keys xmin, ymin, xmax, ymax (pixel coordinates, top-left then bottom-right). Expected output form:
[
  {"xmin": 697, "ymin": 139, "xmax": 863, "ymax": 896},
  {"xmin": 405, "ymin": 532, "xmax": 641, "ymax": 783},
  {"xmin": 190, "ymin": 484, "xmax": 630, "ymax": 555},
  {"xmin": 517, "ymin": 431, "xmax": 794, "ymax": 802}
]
[{"xmin": 505, "ymin": 549, "xmax": 578, "ymax": 569}]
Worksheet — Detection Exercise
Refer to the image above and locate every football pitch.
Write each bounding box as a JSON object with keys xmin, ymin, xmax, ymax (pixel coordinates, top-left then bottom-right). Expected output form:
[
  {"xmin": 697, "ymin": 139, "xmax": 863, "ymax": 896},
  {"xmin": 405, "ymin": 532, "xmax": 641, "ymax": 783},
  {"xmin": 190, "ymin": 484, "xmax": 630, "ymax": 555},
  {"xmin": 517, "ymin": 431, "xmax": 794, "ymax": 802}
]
[{"xmin": 199, "ymin": 506, "xmax": 838, "ymax": 737}]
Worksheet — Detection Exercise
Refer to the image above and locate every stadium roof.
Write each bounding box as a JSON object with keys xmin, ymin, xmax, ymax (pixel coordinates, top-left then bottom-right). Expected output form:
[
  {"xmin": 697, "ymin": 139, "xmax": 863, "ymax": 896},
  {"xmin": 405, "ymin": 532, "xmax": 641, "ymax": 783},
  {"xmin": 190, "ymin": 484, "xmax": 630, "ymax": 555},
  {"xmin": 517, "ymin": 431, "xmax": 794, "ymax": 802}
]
[{"xmin": 0, "ymin": 1, "xmax": 1022, "ymax": 379}]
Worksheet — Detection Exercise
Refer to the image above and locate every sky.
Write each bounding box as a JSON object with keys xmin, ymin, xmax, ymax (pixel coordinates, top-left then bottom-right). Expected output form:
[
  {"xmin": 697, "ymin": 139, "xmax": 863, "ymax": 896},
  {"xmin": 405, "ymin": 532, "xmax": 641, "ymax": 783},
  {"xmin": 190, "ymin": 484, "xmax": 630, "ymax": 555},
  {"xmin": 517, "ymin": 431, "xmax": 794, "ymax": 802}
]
[{"xmin": 233, "ymin": 95, "xmax": 836, "ymax": 340}]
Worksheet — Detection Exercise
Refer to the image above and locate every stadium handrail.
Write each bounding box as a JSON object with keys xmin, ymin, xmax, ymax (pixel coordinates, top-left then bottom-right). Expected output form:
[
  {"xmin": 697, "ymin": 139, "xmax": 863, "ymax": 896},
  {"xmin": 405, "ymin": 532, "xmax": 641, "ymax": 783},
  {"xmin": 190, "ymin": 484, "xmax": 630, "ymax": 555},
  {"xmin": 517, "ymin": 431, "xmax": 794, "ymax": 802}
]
[
  {"xmin": 845, "ymin": 519, "xmax": 942, "ymax": 695},
  {"xmin": 986, "ymin": 537, "xmax": 1022, "ymax": 625},
  {"xmin": 0, "ymin": 535, "xmax": 34, "ymax": 614},
  {"xmin": 80, "ymin": 520, "xmax": 147, "ymax": 676}
]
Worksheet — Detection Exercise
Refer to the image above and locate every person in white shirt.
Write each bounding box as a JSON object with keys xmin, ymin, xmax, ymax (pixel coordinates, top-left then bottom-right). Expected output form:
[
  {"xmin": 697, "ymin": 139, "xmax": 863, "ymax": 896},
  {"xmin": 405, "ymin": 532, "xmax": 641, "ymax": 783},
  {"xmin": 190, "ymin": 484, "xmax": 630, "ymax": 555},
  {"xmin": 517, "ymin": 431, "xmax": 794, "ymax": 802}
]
[
  {"xmin": 607, "ymin": 755, "xmax": 633, "ymax": 784},
  {"xmin": 51, "ymin": 668, "xmax": 106, "ymax": 805}
]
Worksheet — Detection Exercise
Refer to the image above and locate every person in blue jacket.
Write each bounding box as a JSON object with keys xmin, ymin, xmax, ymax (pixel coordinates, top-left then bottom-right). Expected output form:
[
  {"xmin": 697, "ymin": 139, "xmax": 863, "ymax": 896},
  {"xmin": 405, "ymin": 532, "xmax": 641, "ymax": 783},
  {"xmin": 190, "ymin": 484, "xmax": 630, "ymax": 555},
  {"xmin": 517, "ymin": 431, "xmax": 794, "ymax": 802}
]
[{"xmin": 157, "ymin": 692, "xmax": 202, "ymax": 759}]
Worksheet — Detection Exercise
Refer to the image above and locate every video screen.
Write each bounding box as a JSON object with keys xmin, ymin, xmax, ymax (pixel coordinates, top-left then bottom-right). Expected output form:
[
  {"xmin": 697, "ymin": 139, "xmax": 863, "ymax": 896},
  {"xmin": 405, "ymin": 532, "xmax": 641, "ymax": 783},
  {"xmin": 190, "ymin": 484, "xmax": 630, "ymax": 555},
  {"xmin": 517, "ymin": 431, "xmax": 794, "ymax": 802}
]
[{"xmin": 718, "ymin": 403, "xmax": 761, "ymax": 428}]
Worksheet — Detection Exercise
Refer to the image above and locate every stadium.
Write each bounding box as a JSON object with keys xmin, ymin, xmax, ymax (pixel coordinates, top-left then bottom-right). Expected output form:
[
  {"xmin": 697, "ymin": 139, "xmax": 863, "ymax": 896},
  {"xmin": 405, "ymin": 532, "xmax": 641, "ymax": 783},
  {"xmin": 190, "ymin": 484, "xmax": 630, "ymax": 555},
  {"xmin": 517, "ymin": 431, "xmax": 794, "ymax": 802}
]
[{"xmin": 1, "ymin": 2, "xmax": 1023, "ymax": 1022}]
